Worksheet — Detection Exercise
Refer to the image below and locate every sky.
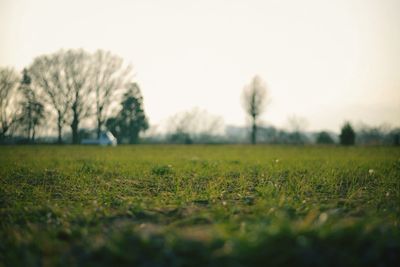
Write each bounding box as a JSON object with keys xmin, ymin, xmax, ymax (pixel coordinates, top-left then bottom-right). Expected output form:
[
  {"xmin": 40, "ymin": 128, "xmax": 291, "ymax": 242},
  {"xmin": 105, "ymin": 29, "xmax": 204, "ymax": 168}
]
[{"xmin": 1, "ymin": 0, "xmax": 399, "ymax": 132}]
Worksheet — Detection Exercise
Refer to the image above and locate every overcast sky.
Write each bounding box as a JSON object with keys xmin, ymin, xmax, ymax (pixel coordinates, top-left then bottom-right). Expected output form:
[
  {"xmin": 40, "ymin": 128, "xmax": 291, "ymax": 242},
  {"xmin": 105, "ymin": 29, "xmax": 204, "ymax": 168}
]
[{"xmin": 1, "ymin": 0, "xmax": 399, "ymax": 132}]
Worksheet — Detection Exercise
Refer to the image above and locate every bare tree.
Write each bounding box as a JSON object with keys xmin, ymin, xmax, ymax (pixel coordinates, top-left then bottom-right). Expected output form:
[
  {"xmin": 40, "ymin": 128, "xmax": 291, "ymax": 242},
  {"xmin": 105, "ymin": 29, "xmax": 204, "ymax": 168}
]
[
  {"xmin": 241, "ymin": 75, "xmax": 268, "ymax": 144},
  {"xmin": 166, "ymin": 108, "xmax": 224, "ymax": 144},
  {"xmin": 18, "ymin": 69, "xmax": 45, "ymax": 142},
  {"xmin": 0, "ymin": 67, "xmax": 21, "ymax": 141},
  {"xmin": 63, "ymin": 49, "xmax": 92, "ymax": 144},
  {"xmin": 29, "ymin": 49, "xmax": 94, "ymax": 144},
  {"xmin": 287, "ymin": 115, "xmax": 308, "ymax": 133},
  {"xmin": 91, "ymin": 50, "xmax": 133, "ymax": 138},
  {"xmin": 29, "ymin": 49, "xmax": 133, "ymax": 144},
  {"xmin": 28, "ymin": 51, "xmax": 72, "ymax": 143},
  {"xmin": 287, "ymin": 115, "xmax": 309, "ymax": 144}
]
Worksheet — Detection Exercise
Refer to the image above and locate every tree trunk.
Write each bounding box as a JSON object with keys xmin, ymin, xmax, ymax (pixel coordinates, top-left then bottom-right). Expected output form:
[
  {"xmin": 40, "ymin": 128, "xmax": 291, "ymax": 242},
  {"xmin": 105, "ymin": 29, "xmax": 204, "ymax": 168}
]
[
  {"xmin": 32, "ymin": 126, "xmax": 36, "ymax": 143},
  {"xmin": 0, "ymin": 128, "xmax": 6, "ymax": 142},
  {"xmin": 97, "ymin": 117, "xmax": 102, "ymax": 139},
  {"xmin": 129, "ymin": 132, "xmax": 138, "ymax": 144},
  {"xmin": 70, "ymin": 97, "xmax": 80, "ymax": 144},
  {"xmin": 251, "ymin": 117, "xmax": 257, "ymax": 145},
  {"xmin": 28, "ymin": 107, "xmax": 32, "ymax": 143},
  {"xmin": 96, "ymin": 105, "xmax": 103, "ymax": 139},
  {"xmin": 28, "ymin": 122, "xmax": 32, "ymax": 143},
  {"xmin": 57, "ymin": 116, "xmax": 63, "ymax": 144},
  {"xmin": 71, "ymin": 112, "xmax": 79, "ymax": 144}
]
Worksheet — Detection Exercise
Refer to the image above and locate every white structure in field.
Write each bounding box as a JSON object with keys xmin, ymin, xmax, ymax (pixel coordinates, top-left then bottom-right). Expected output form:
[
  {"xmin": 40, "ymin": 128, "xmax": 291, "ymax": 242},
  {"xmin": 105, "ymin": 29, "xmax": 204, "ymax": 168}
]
[{"xmin": 81, "ymin": 131, "xmax": 117, "ymax": 146}]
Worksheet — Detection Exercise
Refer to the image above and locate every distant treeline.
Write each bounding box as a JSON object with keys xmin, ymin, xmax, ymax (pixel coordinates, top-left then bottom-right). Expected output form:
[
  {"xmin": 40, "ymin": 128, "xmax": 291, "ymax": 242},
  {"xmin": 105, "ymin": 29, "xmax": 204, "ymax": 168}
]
[
  {"xmin": 1, "ymin": 49, "xmax": 399, "ymax": 146},
  {"xmin": 142, "ymin": 123, "xmax": 399, "ymax": 146},
  {"xmin": 4, "ymin": 121, "xmax": 399, "ymax": 146}
]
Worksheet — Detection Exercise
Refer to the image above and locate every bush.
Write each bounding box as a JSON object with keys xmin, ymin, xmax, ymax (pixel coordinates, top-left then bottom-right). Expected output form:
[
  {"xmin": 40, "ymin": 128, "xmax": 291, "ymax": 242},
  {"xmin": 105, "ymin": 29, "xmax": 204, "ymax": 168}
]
[
  {"xmin": 316, "ymin": 131, "xmax": 335, "ymax": 144},
  {"xmin": 339, "ymin": 122, "xmax": 355, "ymax": 146}
]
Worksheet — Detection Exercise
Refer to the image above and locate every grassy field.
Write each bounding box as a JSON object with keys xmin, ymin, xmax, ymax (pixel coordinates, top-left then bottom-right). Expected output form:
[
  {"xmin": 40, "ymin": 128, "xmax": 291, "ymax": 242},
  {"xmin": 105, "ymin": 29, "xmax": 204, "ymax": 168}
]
[{"xmin": 1, "ymin": 145, "xmax": 399, "ymax": 266}]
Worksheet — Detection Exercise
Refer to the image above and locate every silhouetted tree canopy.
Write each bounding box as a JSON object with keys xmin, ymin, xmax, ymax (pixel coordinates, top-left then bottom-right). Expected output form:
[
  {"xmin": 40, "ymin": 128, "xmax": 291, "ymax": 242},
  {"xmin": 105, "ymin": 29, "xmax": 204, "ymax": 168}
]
[
  {"xmin": 106, "ymin": 83, "xmax": 148, "ymax": 144},
  {"xmin": 287, "ymin": 116, "xmax": 309, "ymax": 144},
  {"xmin": 18, "ymin": 69, "xmax": 45, "ymax": 142},
  {"xmin": 28, "ymin": 50, "xmax": 75, "ymax": 143},
  {"xmin": 340, "ymin": 122, "xmax": 355, "ymax": 146},
  {"xmin": 389, "ymin": 128, "xmax": 400, "ymax": 146},
  {"xmin": 64, "ymin": 49, "xmax": 93, "ymax": 144},
  {"xmin": 169, "ymin": 132, "xmax": 193, "ymax": 144},
  {"xmin": 316, "ymin": 131, "xmax": 335, "ymax": 144},
  {"xmin": 91, "ymin": 50, "xmax": 133, "ymax": 139},
  {"xmin": 242, "ymin": 75, "xmax": 268, "ymax": 144},
  {"xmin": 0, "ymin": 67, "xmax": 20, "ymax": 141},
  {"xmin": 28, "ymin": 49, "xmax": 132, "ymax": 144},
  {"xmin": 393, "ymin": 134, "xmax": 400, "ymax": 146},
  {"xmin": 166, "ymin": 108, "xmax": 224, "ymax": 144}
]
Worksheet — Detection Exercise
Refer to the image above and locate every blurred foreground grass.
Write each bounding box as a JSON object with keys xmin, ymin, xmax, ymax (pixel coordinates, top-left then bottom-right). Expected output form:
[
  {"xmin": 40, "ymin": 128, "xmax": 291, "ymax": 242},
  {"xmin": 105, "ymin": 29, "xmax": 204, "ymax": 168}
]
[{"xmin": 1, "ymin": 145, "xmax": 399, "ymax": 266}]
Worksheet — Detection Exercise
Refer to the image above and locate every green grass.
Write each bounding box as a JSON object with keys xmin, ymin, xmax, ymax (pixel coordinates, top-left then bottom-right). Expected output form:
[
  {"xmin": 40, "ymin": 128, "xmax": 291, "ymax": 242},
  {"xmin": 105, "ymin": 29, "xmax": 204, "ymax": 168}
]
[{"xmin": 1, "ymin": 145, "xmax": 399, "ymax": 266}]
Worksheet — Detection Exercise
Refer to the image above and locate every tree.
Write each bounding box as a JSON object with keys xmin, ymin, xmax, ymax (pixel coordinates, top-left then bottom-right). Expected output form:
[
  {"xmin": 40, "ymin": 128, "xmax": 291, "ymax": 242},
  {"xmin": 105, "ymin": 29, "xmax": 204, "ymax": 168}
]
[
  {"xmin": 0, "ymin": 67, "xmax": 21, "ymax": 141},
  {"xmin": 287, "ymin": 115, "xmax": 309, "ymax": 144},
  {"xmin": 356, "ymin": 124, "xmax": 391, "ymax": 145},
  {"xmin": 339, "ymin": 122, "xmax": 355, "ymax": 145},
  {"xmin": 391, "ymin": 129, "xmax": 400, "ymax": 146},
  {"xmin": 166, "ymin": 108, "xmax": 224, "ymax": 144},
  {"xmin": 105, "ymin": 117, "xmax": 121, "ymax": 143},
  {"xmin": 242, "ymin": 75, "xmax": 268, "ymax": 144},
  {"xmin": 106, "ymin": 83, "xmax": 148, "ymax": 144},
  {"xmin": 316, "ymin": 131, "xmax": 335, "ymax": 144},
  {"xmin": 18, "ymin": 69, "xmax": 45, "ymax": 142},
  {"xmin": 28, "ymin": 51, "xmax": 72, "ymax": 143},
  {"xmin": 29, "ymin": 49, "xmax": 132, "ymax": 144},
  {"xmin": 29, "ymin": 49, "xmax": 95, "ymax": 144},
  {"xmin": 63, "ymin": 49, "xmax": 92, "ymax": 144},
  {"xmin": 91, "ymin": 50, "xmax": 133, "ymax": 139}
]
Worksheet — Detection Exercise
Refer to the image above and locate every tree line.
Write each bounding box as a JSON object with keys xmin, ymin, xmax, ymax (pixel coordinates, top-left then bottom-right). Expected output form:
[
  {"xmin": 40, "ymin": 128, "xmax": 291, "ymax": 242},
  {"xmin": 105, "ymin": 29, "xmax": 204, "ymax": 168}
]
[
  {"xmin": 1, "ymin": 49, "xmax": 399, "ymax": 145},
  {"xmin": 0, "ymin": 49, "xmax": 148, "ymax": 144},
  {"xmin": 156, "ymin": 115, "xmax": 399, "ymax": 146},
  {"xmin": 238, "ymin": 76, "xmax": 399, "ymax": 146}
]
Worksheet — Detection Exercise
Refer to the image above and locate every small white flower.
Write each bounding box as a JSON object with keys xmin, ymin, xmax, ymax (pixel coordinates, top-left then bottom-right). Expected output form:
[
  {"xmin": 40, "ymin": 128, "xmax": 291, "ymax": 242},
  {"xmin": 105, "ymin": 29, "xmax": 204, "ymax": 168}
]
[{"xmin": 368, "ymin": 169, "xmax": 374, "ymax": 175}]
